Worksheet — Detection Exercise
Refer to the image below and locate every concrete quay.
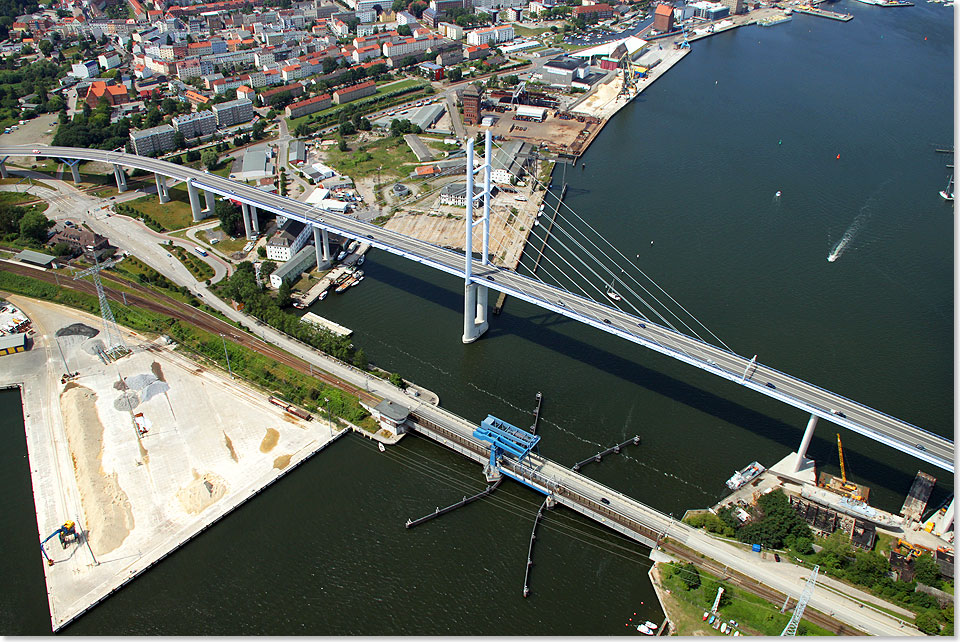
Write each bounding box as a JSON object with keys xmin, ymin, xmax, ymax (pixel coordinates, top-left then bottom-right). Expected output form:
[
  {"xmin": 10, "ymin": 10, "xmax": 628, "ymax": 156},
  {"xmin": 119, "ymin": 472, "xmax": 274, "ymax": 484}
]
[{"xmin": 1, "ymin": 296, "xmax": 346, "ymax": 632}]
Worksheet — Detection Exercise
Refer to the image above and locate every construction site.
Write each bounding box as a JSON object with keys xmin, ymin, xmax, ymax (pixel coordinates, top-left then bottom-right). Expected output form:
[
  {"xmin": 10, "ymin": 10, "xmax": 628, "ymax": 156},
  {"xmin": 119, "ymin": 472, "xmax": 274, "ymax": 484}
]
[
  {"xmin": 1, "ymin": 296, "xmax": 346, "ymax": 631},
  {"xmin": 707, "ymin": 434, "xmax": 954, "ymax": 560}
]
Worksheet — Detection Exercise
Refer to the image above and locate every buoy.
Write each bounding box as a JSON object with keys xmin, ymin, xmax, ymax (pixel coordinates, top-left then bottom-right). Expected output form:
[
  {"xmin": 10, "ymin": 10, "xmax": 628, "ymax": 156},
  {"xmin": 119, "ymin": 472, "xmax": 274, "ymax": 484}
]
[
  {"xmin": 650, "ymin": 240, "xmax": 654, "ymax": 246},
  {"xmin": 836, "ymin": 154, "xmax": 841, "ymax": 160},
  {"xmin": 778, "ymin": 139, "xmax": 782, "ymax": 145}
]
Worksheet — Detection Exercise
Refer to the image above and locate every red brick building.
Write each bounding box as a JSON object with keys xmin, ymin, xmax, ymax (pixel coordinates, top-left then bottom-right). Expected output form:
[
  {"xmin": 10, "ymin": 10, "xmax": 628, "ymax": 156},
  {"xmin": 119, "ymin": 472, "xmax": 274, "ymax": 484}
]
[
  {"xmin": 84, "ymin": 81, "xmax": 130, "ymax": 107},
  {"xmin": 572, "ymin": 3, "xmax": 613, "ymax": 22},
  {"xmin": 462, "ymin": 83, "xmax": 481, "ymax": 125},
  {"xmin": 653, "ymin": 3, "xmax": 675, "ymax": 33}
]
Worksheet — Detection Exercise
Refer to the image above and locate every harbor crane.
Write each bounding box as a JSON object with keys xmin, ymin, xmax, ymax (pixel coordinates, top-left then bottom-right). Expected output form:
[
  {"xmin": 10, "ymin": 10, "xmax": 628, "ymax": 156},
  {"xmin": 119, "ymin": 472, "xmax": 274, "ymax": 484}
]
[{"xmin": 836, "ymin": 434, "xmax": 863, "ymax": 500}]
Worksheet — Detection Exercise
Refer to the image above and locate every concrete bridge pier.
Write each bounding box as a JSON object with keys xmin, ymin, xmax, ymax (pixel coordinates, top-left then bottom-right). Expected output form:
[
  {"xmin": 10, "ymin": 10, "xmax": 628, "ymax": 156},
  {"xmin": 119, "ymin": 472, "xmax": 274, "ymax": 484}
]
[
  {"xmin": 793, "ymin": 413, "xmax": 818, "ymax": 473},
  {"xmin": 204, "ymin": 189, "xmax": 215, "ymax": 217},
  {"xmin": 155, "ymin": 174, "xmax": 169, "ymax": 204},
  {"xmin": 186, "ymin": 179, "xmax": 204, "ymax": 222},
  {"xmin": 113, "ymin": 164, "xmax": 127, "ymax": 193},
  {"xmin": 250, "ymin": 205, "xmax": 260, "ymax": 234},
  {"xmin": 462, "ymin": 135, "xmax": 490, "ymax": 344},
  {"xmin": 0, "ymin": 156, "xmax": 7, "ymax": 179},
  {"xmin": 241, "ymin": 202, "xmax": 253, "ymax": 239},
  {"xmin": 59, "ymin": 158, "xmax": 81, "ymax": 183},
  {"xmin": 312, "ymin": 226, "xmax": 330, "ymax": 269}
]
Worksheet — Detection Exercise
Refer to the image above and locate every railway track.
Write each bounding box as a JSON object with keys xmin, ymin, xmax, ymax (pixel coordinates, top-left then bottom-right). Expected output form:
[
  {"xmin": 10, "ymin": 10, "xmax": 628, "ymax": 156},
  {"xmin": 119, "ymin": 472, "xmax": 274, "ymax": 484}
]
[
  {"xmin": 661, "ymin": 540, "xmax": 864, "ymax": 635},
  {"xmin": 0, "ymin": 261, "xmax": 372, "ymax": 403}
]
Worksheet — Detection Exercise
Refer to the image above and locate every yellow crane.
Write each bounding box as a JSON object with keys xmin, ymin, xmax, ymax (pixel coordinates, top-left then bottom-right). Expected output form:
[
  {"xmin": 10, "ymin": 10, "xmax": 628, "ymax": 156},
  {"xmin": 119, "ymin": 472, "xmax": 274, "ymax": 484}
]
[{"xmin": 836, "ymin": 434, "xmax": 863, "ymax": 500}]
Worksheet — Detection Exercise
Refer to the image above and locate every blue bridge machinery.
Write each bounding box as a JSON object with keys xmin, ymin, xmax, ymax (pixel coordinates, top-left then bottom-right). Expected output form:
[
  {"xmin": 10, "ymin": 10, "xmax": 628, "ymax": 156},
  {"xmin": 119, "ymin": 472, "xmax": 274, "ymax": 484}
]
[
  {"xmin": 0, "ymin": 144, "xmax": 951, "ymax": 472},
  {"xmin": 473, "ymin": 415, "xmax": 542, "ymax": 485}
]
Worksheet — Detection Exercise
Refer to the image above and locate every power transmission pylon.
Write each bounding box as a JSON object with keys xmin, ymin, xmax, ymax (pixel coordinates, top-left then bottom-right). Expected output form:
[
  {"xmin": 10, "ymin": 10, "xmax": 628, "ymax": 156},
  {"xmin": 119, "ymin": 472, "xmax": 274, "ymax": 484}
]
[
  {"xmin": 781, "ymin": 565, "xmax": 819, "ymax": 636},
  {"xmin": 73, "ymin": 254, "xmax": 126, "ymax": 359}
]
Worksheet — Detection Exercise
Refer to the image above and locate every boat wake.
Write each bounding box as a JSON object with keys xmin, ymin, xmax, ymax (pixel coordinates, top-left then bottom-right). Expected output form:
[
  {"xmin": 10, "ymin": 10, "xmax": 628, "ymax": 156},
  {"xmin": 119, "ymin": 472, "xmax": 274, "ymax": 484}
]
[{"xmin": 827, "ymin": 183, "xmax": 889, "ymax": 263}]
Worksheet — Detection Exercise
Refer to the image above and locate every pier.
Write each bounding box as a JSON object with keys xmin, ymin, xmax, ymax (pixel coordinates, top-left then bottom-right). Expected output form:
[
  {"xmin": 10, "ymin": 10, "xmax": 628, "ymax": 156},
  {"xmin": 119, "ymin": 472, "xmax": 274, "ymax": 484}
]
[
  {"xmin": 530, "ymin": 391, "xmax": 543, "ymax": 434},
  {"xmin": 405, "ymin": 478, "xmax": 502, "ymax": 528},
  {"xmin": 522, "ymin": 497, "xmax": 548, "ymax": 597},
  {"xmin": 793, "ymin": 5, "xmax": 854, "ymax": 21},
  {"xmin": 572, "ymin": 436, "xmax": 641, "ymax": 472}
]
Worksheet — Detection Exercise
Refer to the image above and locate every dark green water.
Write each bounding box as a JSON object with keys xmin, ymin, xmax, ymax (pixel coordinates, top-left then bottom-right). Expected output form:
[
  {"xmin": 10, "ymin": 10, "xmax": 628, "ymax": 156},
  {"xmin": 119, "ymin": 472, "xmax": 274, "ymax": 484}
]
[{"xmin": 0, "ymin": 1, "xmax": 953, "ymax": 633}]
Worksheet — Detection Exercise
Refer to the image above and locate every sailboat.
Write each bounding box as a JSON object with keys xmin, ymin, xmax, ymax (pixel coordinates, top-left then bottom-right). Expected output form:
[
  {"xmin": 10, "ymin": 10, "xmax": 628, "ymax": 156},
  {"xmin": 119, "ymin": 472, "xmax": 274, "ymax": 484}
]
[
  {"xmin": 940, "ymin": 174, "xmax": 954, "ymax": 201},
  {"xmin": 605, "ymin": 281, "xmax": 622, "ymax": 302}
]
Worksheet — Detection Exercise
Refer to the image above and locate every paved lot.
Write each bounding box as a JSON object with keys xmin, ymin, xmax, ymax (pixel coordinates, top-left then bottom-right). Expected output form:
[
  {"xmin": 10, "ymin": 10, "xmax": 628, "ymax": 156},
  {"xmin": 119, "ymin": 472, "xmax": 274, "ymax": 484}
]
[{"xmin": 0, "ymin": 115, "xmax": 58, "ymax": 147}]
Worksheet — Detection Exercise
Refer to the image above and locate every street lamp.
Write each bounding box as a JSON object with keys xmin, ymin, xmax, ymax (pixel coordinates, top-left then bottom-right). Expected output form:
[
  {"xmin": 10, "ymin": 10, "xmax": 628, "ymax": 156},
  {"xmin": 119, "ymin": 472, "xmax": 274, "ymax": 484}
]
[{"xmin": 220, "ymin": 333, "xmax": 232, "ymax": 376}]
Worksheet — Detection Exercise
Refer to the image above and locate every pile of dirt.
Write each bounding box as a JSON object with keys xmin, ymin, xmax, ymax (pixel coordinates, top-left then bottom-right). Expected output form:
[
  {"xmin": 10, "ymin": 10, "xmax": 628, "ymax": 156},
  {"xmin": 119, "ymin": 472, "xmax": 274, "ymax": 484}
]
[
  {"xmin": 60, "ymin": 385, "xmax": 134, "ymax": 556},
  {"xmin": 176, "ymin": 471, "xmax": 227, "ymax": 514},
  {"xmin": 55, "ymin": 323, "xmax": 99, "ymax": 339}
]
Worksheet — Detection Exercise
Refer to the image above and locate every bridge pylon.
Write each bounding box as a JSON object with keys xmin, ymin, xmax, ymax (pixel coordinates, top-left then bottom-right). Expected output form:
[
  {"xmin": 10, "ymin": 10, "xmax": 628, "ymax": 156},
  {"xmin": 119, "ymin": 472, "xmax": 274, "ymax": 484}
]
[{"xmin": 462, "ymin": 130, "xmax": 493, "ymax": 344}]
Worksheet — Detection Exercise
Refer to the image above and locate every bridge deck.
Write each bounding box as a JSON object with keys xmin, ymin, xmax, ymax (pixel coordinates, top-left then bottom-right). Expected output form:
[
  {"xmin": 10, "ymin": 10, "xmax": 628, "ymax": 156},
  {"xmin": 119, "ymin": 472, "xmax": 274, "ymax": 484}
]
[{"xmin": 0, "ymin": 145, "xmax": 950, "ymax": 472}]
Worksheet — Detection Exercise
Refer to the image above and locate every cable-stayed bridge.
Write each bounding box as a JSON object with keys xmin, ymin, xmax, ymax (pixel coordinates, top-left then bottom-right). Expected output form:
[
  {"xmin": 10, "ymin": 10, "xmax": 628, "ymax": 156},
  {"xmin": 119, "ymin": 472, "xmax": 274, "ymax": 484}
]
[{"xmin": 0, "ymin": 142, "xmax": 950, "ymax": 473}]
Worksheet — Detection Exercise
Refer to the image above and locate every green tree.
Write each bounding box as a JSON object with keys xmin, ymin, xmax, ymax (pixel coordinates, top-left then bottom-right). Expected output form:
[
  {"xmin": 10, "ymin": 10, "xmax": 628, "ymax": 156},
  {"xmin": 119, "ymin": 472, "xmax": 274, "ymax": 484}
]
[
  {"xmin": 815, "ymin": 530, "xmax": 853, "ymax": 573},
  {"xmin": 678, "ymin": 562, "xmax": 701, "ymax": 590},
  {"xmin": 173, "ymin": 131, "xmax": 186, "ymax": 150},
  {"xmin": 276, "ymin": 280, "xmax": 292, "ymax": 307},
  {"xmin": 38, "ymin": 39, "xmax": 52, "ymax": 56},
  {"xmin": 257, "ymin": 245, "xmax": 266, "ymax": 258},
  {"xmin": 352, "ymin": 348, "xmax": 368, "ymax": 370},
  {"xmin": 915, "ymin": 611, "xmax": 941, "ymax": 635},
  {"xmin": 397, "ymin": 24, "xmax": 412, "ymax": 36},
  {"xmin": 252, "ymin": 120, "xmax": 265, "ymax": 139},
  {"xmin": 145, "ymin": 106, "xmax": 162, "ymax": 127},
  {"xmin": 215, "ymin": 199, "xmax": 242, "ymax": 236},
  {"xmin": 913, "ymin": 553, "xmax": 941, "ymax": 586},
  {"xmin": 447, "ymin": 67, "xmax": 462, "ymax": 82},
  {"xmin": 388, "ymin": 372, "xmax": 406, "ymax": 388},
  {"xmin": 52, "ymin": 241, "xmax": 73, "ymax": 256},
  {"xmin": 261, "ymin": 260, "xmax": 277, "ymax": 277},
  {"xmin": 201, "ymin": 148, "xmax": 218, "ymax": 170},
  {"xmin": 18, "ymin": 210, "xmax": 50, "ymax": 243},
  {"xmin": 337, "ymin": 137, "xmax": 348, "ymax": 152},
  {"xmin": 847, "ymin": 551, "xmax": 890, "ymax": 587}
]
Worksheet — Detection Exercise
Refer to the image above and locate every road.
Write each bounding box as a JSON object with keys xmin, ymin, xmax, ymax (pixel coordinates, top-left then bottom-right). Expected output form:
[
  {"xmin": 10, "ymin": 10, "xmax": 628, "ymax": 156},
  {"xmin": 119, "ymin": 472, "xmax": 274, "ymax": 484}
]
[{"xmin": 0, "ymin": 145, "xmax": 951, "ymax": 473}]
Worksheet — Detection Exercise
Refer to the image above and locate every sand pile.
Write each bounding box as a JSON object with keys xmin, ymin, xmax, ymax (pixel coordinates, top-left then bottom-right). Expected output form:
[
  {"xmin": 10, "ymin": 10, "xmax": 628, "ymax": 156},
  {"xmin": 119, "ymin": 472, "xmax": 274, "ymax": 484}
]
[
  {"xmin": 176, "ymin": 472, "xmax": 227, "ymax": 514},
  {"xmin": 60, "ymin": 385, "xmax": 134, "ymax": 556}
]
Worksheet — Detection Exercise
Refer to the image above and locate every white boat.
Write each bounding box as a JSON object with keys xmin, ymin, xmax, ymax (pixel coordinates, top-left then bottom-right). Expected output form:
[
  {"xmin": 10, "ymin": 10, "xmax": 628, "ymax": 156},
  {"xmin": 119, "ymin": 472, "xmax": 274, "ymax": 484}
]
[
  {"xmin": 636, "ymin": 624, "xmax": 654, "ymax": 635},
  {"xmin": 378, "ymin": 442, "xmax": 386, "ymax": 452},
  {"xmin": 775, "ymin": 190, "xmax": 782, "ymax": 197},
  {"xmin": 606, "ymin": 281, "xmax": 622, "ymax": 302},
  {"xmin": 726, "ymin": 461, "xmax": 765, "ymax": 490},
  {"xmin": 336, "ymin": 250, "xmax": 347, "ymax": 261},
  {"xmin": 319, "ymin": 290, "xmax": 329, "ymax": 301},
  {"xmin": 357, "ymin": 254, "xmax": 365, "ymax": 265},
  {"xmin": 643, "ymin": 621, "xmax": 658, "ymax": 629},
  {"xmin": 940, "ymin": 174, "xmax": 954, "ymax": 201}
]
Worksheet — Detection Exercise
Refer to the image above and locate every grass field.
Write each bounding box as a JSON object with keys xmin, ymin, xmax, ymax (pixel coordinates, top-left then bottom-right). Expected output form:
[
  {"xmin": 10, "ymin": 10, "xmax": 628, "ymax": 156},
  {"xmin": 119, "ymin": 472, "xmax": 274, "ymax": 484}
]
[
  {"xmin": 658, "ymin": 562, "xmax": 834, "ymax": 636},
  {"xmin": 169, "ymin": 244, "xmax": 215, "ymax": 281},
  {"xmin": 129, "ymin": 193, "xmax": 197, "ymax": 231},
  {"xmin": 0, "ymin": 177, "xmax": 54, "ymax": 190},
  {"xmin": 323, "ymin": 134, "xmax": 417, "ymax": 180}
]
